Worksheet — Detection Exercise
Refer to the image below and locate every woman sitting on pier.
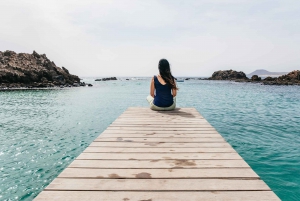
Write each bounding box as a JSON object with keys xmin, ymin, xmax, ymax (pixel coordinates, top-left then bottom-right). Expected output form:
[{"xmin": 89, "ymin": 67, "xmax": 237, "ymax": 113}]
[{"xmin": 147, "ymin": 59, "xmax": 178, "ymax": 111}]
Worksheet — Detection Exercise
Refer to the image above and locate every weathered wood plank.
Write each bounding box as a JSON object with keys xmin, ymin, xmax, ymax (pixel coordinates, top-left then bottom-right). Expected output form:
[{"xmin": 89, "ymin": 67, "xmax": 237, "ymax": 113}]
[
  {"xmin": 120, "ymin": 114, "xmax": 202, "ymax": 117},
  {"xmin": 99, "ymin": 133, "xmax": 223, "ymax": 138},
  {"xmin": 119, "ymin": 115, "xmax": 202, "ymax": 118},
  {"xmin": 45, "ymin": 178, "xmax": 270, "ymax": 191},
  {"xmin": 84, "ymin": 147, "xmax": 236, "ymax": 153},
  {"xmin": 109, "ymin": 124, "xmax": 213, "ymax": 128},
  {"xmin": 94, "ymin": 137, "xmax": 225, "ymax": 142},
  {"xmin": 123, "ymin": 110, "xmax": 200, "ymax": 113},
  {"xmin": 89, "ymin": 142, "xmax": 231, "ymax": 148},
  {"xmin": 69, "ymin": 159, "xmax": 251, "ymax": 168},
  {"xmin": 58, "ymin": 168, "xmax": 259, "ymax": 179},
  {"xmin": 35, "ymin": 191, "xmax": 280, "ymax": 201},
  {"xmin": 101, "ymin": 130, "xmax": 219, "ymax": 134},
  {"xmin": 110, "ymin": 123, "xmax": 212, "ymax": 128},
  {"xmin": 76, "ymin": 153, "xmax": 242, "ymax": 160},
  {"xmin": 114, "ymin": 117, "xmax": 208, "ymax": 121},
  {"xmin": 107, "ymin": 127, "xmax": 216, "ymax": 131}
]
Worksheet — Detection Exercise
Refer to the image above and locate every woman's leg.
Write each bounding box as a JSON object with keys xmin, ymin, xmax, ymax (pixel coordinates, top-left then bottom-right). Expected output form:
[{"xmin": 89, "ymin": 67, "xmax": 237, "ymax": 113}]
[
  {"xmin": 146, "ymin": 95, "xmax": 154, "ymax": 104},
  {"xmin": 146, "ymin": 96, "xmax": 176, "ymax": 111}
]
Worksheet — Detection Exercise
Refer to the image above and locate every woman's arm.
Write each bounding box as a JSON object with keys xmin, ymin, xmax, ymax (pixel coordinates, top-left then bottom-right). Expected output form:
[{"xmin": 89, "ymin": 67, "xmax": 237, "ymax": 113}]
[{"xmin": 150, "ymin": 77, "xmax": 155, "ymax": 98}]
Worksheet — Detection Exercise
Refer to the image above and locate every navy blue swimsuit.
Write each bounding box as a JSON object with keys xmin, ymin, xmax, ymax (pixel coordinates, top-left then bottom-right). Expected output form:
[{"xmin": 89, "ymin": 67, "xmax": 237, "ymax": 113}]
[{"xmin": 153, "ymin": 76, "xmax": 173, "ymax": 107}]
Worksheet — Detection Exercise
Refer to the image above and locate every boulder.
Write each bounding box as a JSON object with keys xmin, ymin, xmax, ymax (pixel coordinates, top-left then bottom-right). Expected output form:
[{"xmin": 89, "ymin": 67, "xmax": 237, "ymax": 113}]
[{"xmin": 251, "ymin": 75, "xmax": 261, "ymax": 81}]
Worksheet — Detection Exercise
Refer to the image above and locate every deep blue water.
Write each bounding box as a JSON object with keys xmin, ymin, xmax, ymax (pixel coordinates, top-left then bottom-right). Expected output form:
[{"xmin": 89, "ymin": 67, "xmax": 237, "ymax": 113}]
[{"xmin": 0, "ymin": 78, "xmax": 299, "ymax": 200}]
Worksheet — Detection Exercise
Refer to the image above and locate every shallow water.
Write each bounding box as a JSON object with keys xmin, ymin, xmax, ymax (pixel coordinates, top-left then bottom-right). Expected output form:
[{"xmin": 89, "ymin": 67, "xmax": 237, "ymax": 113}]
[{"xmin": 0, "ymin": 78, "xmax": 299, "ymax": 200}]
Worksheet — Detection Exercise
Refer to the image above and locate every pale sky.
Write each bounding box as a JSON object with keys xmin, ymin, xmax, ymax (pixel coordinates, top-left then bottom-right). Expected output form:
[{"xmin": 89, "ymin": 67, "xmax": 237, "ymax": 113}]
[{"xmin": 1, "ymin": 0, "xmax": 300, "ymax": 77}]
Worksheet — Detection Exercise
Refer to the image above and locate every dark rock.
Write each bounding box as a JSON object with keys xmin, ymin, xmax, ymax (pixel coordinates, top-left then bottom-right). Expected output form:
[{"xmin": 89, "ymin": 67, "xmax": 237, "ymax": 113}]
[
  {"xmin": 251, "ymin": 75, "xmax": 261, "ymax": 81},
  {"xmin": 185, "ymin": 78, "xmax": 190, "ymax": 80},
  {"xmin": 88, "ymin": 84, "xmax": 93, "ymax": 87},
  {"xmin": 262, "ymin": 70, "xmax": 300, "ymax": 85},
  {"xmin": 208, "ymin": 70, "xmax": 248, "ymax": 80},
  {"xmin": 0, "ymin": 51, "xmax": 79, "ymax": 87},
  {"xmin": 0, "ymin": 50, "xmax": 81, "ymax": 88},
  {"xmin": 62, "ymin": 66, "xmax": 69, "ymax": 74},
  {"xmin": 95, "ymin": 77, "xmax": 117, "ymax": 81},
  {"xmin": 126, "ymin": 79, "xmax": 129, "ymax": 80},
  {"xmin": 264, "ymin": 76, "xmax": 276, "ymax": 81},
  {"xmin": 277, "ymin": 70, "xmax": 300, "ymax": 81},
  {"xmin": 40, "ymin": 77, "xmax": 48, "ymax": 83},
  {"xmin": 33, "ymin": 50, "xmax": 40, "ymax": 58}
]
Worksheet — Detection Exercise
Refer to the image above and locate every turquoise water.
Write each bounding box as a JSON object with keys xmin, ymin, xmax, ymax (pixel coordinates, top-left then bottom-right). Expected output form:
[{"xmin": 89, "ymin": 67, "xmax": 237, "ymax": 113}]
[{"xmin": 0, "ymin": 78, "xmax": 300, "ymax": 200}]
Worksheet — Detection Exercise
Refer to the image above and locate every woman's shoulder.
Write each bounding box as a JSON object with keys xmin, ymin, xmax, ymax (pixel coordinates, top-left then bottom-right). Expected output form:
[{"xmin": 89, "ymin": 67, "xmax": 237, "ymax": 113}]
[{"xmin": 151, "ymin": 75, "xmax": 156, "ymax": 82}]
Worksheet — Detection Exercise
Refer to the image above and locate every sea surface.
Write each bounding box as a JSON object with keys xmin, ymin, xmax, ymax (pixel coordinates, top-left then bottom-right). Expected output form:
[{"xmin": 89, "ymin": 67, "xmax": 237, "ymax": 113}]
[{"xmin": 0, "ymin": 78, "xmax": 300, "ymax": 201}]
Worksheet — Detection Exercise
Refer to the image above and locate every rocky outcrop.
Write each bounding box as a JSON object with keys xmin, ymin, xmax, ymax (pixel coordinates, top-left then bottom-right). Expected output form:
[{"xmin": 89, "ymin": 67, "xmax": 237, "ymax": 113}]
[
  {"xmin": 95, "ymin": 77, "xmax": 117, "ymax": 81},
  {"xmin": 0, "ymin": 50, "xmax": 83, "ymax": 88},
  {"xmin": 262, "ymin": 70, "xmax": 300, "ymax": 85},
  {"xmin": 208, "ymin": 70, "xmax": 248, "ymax": 80},
  {"xmin": 207, "ymin": 69, "xmax": 300, "ymax": 86}
]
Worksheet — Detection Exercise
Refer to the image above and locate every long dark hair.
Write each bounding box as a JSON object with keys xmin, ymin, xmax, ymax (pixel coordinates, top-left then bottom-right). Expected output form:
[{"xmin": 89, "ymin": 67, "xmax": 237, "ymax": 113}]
[{"xmin": 158, "ymin": 59, "xmax": 178, "ymax": 90}]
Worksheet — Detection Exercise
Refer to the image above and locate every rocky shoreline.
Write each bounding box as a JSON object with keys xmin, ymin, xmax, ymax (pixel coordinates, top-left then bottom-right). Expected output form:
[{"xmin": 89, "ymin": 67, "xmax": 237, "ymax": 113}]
[
  {"xmin": 206, "ymin": 70, "xmax": 300, "ymax": 86},
  {"xmin": 0, "ymin": 50, "xmax": 92, "ymax": 89}
]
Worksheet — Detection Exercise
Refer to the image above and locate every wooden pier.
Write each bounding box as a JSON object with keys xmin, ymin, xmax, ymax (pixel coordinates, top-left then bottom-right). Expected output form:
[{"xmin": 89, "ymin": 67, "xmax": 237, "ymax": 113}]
[{"xmin": 35, "ymin": 107, "xmax": 280, "ymax": 200}]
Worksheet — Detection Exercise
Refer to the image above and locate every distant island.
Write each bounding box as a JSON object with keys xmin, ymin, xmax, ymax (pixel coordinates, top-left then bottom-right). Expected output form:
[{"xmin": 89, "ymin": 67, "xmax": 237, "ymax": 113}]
[
  {"xmin": 0, "ymin": 50, "xmax": 92, "ymax": 89},
  {"xmin": 207, "ymin": 69, "xmax": 300, "ymax": 85},
  {"xmin": 247, "ymin": 69, "xmax": 288, "ymax": 77}
]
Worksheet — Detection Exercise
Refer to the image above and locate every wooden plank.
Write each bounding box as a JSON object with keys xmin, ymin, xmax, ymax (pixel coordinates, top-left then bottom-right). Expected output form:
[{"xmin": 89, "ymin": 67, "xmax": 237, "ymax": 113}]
[
  {"xmin": 94, "ymin": 137, "xmax": 225, "ymax": 142},
  {"xmin": 120, "ymin": 114, "xmax": 202, "ymax": 117},
  {"xmin": 69, "ymin": 159, "xmax": 251, "ymax": 168},
  {"xmin": 99, "ymin": 133, "xmax": 223, "ymax": 138},
  {"xmin": 106, "ymin": 127, "xmax": 216, "ymax": 131},
  {"xmin": 124, "ymin": 112, "xmax": 200, "ymax": 114},
  {"xmin": 76, "ymin": 153, "xmax": 242, "ymax": 160},
  {"xmin": 112, "ymin": 122, "xmax": 210, "ymax": 125},
  {"xmin": 125, "ymin": 108, "xmax": 197, "ymax": 110},
  {"xmin": 119, "ymin": 115, "xmax": 202, "ymax": 118},
  {"xmin": 89, "ymin": 142, "xmax": 231, "ymax": 148},
  {"xmin": 123, "ymin": 110, "xmax": 200, "ymax": 113},
  {"xmin": 109, "ymin": 124, "xmax": 213, "ymax": 128},
  {"xmin": 45, "ymin": 178, "xmax": 270, "ymax": 191},
  {"xmin": 113, "ymin": 120, "xmax": 207, "ymax": 123},
  {"xmin": 127, "ymin": 107, "xmax": 197, "ymax": 110},
  {"xmin": 84, "ymin": 147, "xmax": 236, "ymax": 153},
  {"xmin": 111, "ymin": 121, "xmax": 210, "ymax": 124},
  {"xmin": 101, "ymin": 130, "xmax": 219, "ymax": 134},
  {"xmin": 58, "ymin": 168, "xmax": 259, "ymax": 179},
  {"xmin": 35, "ymin": 191, "xmax": 280, "ymax": 201},
  {"xmin": 121, "ymin": 112, "xmax": 202, "ymax": 116}
]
